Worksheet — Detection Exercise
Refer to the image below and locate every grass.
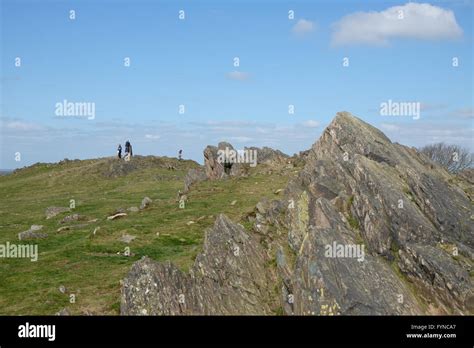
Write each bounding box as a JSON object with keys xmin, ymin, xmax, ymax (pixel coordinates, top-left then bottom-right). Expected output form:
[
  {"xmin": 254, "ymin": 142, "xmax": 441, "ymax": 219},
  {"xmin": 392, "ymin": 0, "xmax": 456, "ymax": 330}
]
[{"xmin": 0, "ymin": 156, "xmax": 294, "ymax": 315}]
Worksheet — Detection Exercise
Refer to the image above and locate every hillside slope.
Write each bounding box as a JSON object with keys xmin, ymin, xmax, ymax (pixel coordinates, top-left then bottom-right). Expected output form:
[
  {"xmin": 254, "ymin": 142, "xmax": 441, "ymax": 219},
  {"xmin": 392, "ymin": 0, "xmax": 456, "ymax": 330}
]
[{"xmin": 0, "ymin": 155, "xmax": 297, "ymax": 314}]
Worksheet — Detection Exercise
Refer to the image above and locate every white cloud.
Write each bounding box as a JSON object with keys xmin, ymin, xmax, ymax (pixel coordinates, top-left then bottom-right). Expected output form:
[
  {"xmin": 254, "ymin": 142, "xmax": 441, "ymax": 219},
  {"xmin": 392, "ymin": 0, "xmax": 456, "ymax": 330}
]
[
  {"xmin": 227, "ymin": 71, "xmax": 250, "ymax": 81},
  {"xmin": 331, "ymin": 3, "xmax": 463, "ymax": 46},
  {"xmin": 380, "ymin": 123, "xmax": 401, "ymax": 131},
  {"xmin": 292, "ymin": 19, "xmax": 315, "ymax": 36},
  {"xmin": 228, "ymin": 136, "xmax": 253, "ymax": 143},
  {"xmin": 4, "ymin": 120, "xmax": 43, "ymax": 131},
  {"xmin": 453, "ymin": 107, "xmax": 474, "ymax": 119},
  {"xmin": 145, "ymin": 134, "xmax": 160, "ymax": 139},
  {"xmin": 302, "ymin": 120, "xmax": 320, "ymax": 128}
]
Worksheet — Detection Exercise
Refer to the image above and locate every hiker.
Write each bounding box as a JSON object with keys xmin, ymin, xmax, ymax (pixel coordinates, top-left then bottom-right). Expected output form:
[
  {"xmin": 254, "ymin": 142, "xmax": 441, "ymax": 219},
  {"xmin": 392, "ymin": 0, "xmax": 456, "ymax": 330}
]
[
  {"xmin": 117, "ymin": 144, "xmax": 122, "ymax": 159},
  {"xmin": 124, "ymin": 140, "xmax": 133, "ymax": 161},
  {"xmin": 178, "ymin": 149, "xmax": 183, "ymax": 161}
]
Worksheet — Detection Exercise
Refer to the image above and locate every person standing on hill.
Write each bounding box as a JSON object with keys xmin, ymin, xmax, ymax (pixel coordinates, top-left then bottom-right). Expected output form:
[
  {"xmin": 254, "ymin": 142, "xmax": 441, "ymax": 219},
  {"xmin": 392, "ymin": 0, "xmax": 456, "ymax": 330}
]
[
  {"xmin": 124, "ymin": 140, "xmax": 133, "ymax": 161},
  {"xmin": 117, "ymin": 144, "xmax": 122, "ymax": 159},
  {"xmin": 178, "ymin": 149, "xmax": 183, "ymax": 161}
]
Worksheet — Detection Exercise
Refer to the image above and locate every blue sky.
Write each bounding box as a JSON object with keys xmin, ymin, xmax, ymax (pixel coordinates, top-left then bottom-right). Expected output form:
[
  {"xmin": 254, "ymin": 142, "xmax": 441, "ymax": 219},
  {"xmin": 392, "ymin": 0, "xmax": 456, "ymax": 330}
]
[{"xmin": 1, "ymin": 0, "xmax": 473, "ymax": 168}]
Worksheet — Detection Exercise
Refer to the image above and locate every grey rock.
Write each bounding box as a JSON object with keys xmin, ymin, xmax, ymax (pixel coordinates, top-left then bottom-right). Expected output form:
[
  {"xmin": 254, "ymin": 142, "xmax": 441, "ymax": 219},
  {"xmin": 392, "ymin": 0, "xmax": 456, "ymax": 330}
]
[
  {"xmin": 140, "ymin": 197, "xmax": 152, "ymax": 210},
  {"xmin": 18, "ymin": 225, "xmax": 47, "ymax": 240},
  {"xmin": 59, "ymin": 214, "xmax": 86, "ymax": 224},
  {"xmin": 45, "ymin": 206, "xmax": 70, "ymax": 219},
  {"xmin": 183, "ymin": 168, "xmax": 207, "ymax": 192},
  {"xmin": 121, "ymin": 214, "xmax": 276, "ymax": 315}
]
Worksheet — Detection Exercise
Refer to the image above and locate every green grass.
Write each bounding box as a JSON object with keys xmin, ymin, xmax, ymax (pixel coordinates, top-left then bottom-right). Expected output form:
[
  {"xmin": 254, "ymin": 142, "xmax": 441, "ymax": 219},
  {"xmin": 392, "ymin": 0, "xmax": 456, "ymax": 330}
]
[{"xmin": 0, "ymin": 157, "xmax": 294, "ymax": 315}]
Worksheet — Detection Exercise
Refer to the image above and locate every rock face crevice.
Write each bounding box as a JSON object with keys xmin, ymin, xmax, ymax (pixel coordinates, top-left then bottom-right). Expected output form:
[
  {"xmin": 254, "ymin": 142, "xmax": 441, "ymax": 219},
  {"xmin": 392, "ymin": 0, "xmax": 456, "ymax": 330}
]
[{"xmin": 121, "ymin": 111, "xmax": 473, "ymax": 315}]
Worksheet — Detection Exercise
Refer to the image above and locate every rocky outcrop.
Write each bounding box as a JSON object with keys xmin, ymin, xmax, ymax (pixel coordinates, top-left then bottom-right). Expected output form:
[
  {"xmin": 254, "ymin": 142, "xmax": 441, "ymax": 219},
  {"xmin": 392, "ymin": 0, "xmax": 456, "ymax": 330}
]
[
  {"xmin": 121, "ymin": 214, "xmax": 277, "ymax": 315},
  {"xmin": 183, "ymin": 168, "xmax": 207, "ymax": 193},
  {"xmin": 203, "ymin": 142, "xmax": 242, "ymax": 180},
  {"xmin": 280, "ymin": 112, "xmax": 473, "ymax": 315},
  {"xmin": 121, "ymin": 111, "xmax": 473, "ymax": 315},
  {"xmin": 203, "ymin": 142, "xmax": 288, "ymax": 180}
]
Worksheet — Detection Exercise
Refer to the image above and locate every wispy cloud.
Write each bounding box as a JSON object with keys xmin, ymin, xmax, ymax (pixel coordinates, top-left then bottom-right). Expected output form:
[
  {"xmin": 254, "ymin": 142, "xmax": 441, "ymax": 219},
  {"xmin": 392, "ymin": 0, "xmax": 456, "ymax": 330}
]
[
  {"xmin": 452, "ymin": 107, "xmax": 474, "ymax": 119},
  {"xmin": 331, "ymin": 3, "xmax": 463, "ymax": 46},
  {"xmin": 302, "ymin": 120, "xmax": 320, "ymax": 128},
  {"xmin": 227, "ymin": 71, "xmax": 250, "ymax": 81},
  {"xmin": 145, "ymin": 134, "xmax": 160, "ymax": 139},
  {"xmin": 292, "ymin": 19, "xmax": 315, "ymax": 36}
]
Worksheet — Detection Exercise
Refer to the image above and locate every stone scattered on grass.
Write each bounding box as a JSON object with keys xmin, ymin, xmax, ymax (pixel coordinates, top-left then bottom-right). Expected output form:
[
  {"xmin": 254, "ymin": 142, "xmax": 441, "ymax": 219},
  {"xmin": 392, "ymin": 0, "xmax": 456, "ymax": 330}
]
[
  {"xmin": 59, "ymin": 214, "xmax": 86, "ymax": 224},
  {"xmin": 119, "ymin": 234, "xmax": 137, "ymax": 244},
  {"xmin": 140, "ymin": 197, "xmax": 152, "ymax": 210},
  {"xmin": 45, "ymin": 206, "xmax": 70, "ymax": 219},
  {"xmin": 56, "ymin": 307, "xmax": 70, "ymax": 316},
  {"xmin": 18, "ymin": 225, "xmax": 47, "ymax": 240}
]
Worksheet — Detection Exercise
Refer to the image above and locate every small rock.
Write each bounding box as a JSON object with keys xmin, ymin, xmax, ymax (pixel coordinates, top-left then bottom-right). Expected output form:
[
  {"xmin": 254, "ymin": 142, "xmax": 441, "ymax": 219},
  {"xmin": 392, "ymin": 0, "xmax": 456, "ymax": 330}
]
[
  {"xmin": 128, "ymin": 207, "xmax": 139, "ymax": 212},
  {"xmin": 56, "ymin": 307, "xmax": 70, "ymax": 316},
  {"xmin": 59, "ymin": 285, "xmax": 66, "ymax": 294},
  {"xmin": 18, "ymin": 225, "xmax": 47, "ymax": 240},
  {"xmin": 57, "ymin": 226, "xmax": 71, "ymax": 233},
  {"xmin": 45, "ymin": 207, "xmax": 70, "ymax": 219},
  {"xmin": 274, "ymin": 189, "xmax": 283, "ymax": 195},
  {"xmin": 119, "ymin": 234, "xmax": 136, "ymax": 244},
  {"xmin": 59, "ymin": 214, "xmax": 85, "ymax": 224},
  {"xmin": 186, "ymin": 221, "xmax": 195, "ymax": 226},
  {"xmin": 140, "ymin": 197, "xmax": 152, "ymax": 210},
  {"xmin": 93, "ymin": 227, "xmax": 100, "ymax": 235},
  {"xmin": 230, "ymin": 200, "xmax": 237, "ymax": 206}
]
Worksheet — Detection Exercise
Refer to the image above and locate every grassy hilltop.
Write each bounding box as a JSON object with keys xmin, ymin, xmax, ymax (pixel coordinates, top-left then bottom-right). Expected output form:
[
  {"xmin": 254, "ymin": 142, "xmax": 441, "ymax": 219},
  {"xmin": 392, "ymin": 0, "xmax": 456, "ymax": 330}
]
[{"xmin": 0, "ymin": 155, "xmax": 296, "ymax": 315}]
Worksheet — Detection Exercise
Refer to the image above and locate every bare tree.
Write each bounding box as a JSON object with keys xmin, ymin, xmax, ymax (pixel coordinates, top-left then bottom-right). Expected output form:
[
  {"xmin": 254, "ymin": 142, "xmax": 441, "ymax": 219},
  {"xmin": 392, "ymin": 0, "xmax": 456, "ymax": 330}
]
[{"xmin": 419, "ymin": 142, "xmax": 473, "ymax": 173}]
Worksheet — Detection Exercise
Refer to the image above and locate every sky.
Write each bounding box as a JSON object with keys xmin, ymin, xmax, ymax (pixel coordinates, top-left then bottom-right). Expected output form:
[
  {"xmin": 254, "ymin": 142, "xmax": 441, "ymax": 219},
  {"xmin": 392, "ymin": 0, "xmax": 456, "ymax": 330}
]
[{"xmin": 1, "ymin": 0, "xmax": 473, "ymax": 169}]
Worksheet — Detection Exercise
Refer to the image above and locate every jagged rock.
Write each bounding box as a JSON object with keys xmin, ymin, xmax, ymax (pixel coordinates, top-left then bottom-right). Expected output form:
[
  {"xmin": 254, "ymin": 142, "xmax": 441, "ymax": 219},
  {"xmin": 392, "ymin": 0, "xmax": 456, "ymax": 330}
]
[
  {"xmin": 203, "ymin": 142, "xmax": 288, "ymax": 180},
  {"xmin": 281, "ymin": 112, "xmax": 473, "ymax": 314},
  {"xmin": 45, "ymin": 207, "xmax": 70, "ymax": 219},
  {"xmin": 120, "ymin": 111, "xmax": 473, "ymax": 316},
  {"xmin": 183, "ymin": 168, "xmax": 207, "ymax": 193},
  {"xmin": 244, "ymin": 146, "xmax": 288, "ymax": 164},
  {"xmin": 121, "ymin": 214, "xmax": 276, "ymax": 315},
  {"xmin": 18, "ymin": 225, "xmax": 47, "ymax": 240},
  {"xmin": 203, "ymin": 142, "xmax": 235, "ymax": 180},
  {"xmin": 140, "ymin": 197, "xmax": 152, "ymax": 210}
]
